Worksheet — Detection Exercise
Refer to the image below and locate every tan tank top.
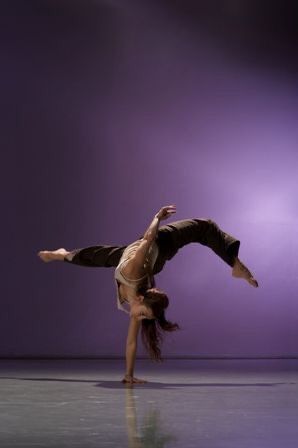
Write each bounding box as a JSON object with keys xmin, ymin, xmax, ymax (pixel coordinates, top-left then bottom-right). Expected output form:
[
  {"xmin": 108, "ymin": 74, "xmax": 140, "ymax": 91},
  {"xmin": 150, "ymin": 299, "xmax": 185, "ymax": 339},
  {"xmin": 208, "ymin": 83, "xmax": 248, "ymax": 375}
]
[{"xmin": 114, "ymin": 239, "xmax": 159, "ymax": 313}]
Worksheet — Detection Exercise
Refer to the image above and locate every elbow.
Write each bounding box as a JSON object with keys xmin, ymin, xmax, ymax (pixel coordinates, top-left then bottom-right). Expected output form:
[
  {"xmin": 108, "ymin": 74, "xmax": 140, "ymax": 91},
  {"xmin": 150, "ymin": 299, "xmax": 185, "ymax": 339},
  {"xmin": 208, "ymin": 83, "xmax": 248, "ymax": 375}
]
[
  {"xmin": 126, "ymin": 340, "xmax": 137, "ymax": 349},
  {"xmin": 143, "ymin": 232, "xmax": 155, "ymax": 243}
]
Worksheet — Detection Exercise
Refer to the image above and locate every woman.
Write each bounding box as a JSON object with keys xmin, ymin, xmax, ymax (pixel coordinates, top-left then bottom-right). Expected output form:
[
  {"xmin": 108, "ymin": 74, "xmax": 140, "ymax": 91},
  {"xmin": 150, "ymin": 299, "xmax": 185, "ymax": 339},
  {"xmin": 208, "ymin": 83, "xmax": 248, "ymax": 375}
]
[{"xmin": 38, "ymin": 205, "xmax": 258, "ymax": 384}]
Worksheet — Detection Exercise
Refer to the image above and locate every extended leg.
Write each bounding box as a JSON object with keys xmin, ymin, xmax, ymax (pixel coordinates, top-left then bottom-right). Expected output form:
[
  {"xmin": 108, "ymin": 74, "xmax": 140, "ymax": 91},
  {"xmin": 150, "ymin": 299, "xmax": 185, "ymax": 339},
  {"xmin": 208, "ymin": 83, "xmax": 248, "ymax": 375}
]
[
  {"xmin": 38, "ymin": 245, "xmax": 126, "ymax": 268},
  {"xmin": 154, "ymin": 218, "xmax": 239, "ymax": 267}
]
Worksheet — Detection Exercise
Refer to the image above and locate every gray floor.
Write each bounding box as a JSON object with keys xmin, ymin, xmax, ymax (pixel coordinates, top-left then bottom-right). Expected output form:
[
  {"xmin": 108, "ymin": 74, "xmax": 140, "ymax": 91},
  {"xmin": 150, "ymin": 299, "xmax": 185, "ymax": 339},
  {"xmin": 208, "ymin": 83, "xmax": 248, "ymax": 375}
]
[{"xmin": 0, "ymin": 359, "xmax": 297, "ymax": 447}]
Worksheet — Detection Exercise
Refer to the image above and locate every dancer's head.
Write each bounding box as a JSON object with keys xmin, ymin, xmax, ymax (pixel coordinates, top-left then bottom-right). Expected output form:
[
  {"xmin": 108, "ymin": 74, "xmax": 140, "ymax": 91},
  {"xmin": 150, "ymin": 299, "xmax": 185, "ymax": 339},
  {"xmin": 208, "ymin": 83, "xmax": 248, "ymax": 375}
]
[{"xmin": 131, "ymin": 287, "xmax": 180, "ymax": 361}]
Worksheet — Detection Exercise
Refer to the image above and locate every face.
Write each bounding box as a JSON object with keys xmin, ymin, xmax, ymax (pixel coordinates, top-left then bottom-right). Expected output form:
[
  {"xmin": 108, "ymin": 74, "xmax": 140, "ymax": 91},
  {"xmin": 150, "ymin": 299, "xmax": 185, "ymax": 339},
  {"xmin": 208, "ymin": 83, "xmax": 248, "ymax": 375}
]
[{"xmin": 130, "ymin": 300, "xmax": 154, "ymax": 321}]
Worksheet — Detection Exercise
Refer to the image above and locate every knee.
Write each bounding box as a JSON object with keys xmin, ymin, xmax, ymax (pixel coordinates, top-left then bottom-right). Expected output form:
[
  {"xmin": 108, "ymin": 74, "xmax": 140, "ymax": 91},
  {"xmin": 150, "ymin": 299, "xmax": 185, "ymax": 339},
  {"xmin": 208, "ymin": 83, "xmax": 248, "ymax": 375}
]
[
  {"xmin": 193, "ymin": 218, "xmax": 217, "ymax": 233},
  {"xmin": 206, "ymin": 218, "xmax": 216, "ymax": 226},
  {"xmin": 206, "ymin": 219, "xmax": 219, "ymax": 231},
  {"xmin": 193, "ymin": 218, "xmax": 216, "ymax": 228}
]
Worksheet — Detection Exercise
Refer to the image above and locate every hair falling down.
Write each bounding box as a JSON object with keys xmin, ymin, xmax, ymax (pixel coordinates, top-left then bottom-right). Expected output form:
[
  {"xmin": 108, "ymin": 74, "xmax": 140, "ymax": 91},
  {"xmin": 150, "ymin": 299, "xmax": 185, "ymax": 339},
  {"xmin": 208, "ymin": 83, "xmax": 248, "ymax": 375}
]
[{"xmin": 140, "ymin": 288, "xmax": 180, "ymax": 360}]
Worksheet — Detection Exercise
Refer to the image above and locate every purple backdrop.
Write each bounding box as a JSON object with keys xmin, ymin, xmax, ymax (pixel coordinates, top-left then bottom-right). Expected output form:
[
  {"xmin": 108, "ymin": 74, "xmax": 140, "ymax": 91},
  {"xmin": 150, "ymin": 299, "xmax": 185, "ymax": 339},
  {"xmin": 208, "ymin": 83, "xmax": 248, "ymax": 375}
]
[{"xmin": 2, "ymin": 0, "xmax": 297, "ymax": 358}]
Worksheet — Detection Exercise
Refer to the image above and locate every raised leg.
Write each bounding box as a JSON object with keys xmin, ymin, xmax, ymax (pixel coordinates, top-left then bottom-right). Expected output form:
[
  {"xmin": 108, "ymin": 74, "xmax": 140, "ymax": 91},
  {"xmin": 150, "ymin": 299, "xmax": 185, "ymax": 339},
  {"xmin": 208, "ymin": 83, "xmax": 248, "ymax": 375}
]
[
  {"xmin": 153, "ymin": 218, "xmax": 258, "ymax": 287},
  {"xmin": 38, "ymin": 245, "xmax": 127, "ymax": 268},
  {"xmin": 154, "ymin": 218, "xmax": 239, "ymax": 266}
]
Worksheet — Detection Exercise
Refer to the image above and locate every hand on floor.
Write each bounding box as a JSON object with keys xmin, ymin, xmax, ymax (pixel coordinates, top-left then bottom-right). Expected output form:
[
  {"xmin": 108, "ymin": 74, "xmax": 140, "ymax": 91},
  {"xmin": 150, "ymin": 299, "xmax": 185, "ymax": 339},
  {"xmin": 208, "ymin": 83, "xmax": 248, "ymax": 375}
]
[{"xmin": 122, "ymin": 375, "xmax": 147, "ymax": 384}]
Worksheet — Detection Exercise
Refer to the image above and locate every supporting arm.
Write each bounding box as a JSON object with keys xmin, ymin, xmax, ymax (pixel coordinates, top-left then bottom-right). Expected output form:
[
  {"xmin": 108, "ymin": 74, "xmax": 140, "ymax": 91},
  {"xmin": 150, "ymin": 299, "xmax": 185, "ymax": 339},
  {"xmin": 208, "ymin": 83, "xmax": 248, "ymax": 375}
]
[{"xmin": 122, "ymin": 317, "xmax": 147, "ymax": 384}]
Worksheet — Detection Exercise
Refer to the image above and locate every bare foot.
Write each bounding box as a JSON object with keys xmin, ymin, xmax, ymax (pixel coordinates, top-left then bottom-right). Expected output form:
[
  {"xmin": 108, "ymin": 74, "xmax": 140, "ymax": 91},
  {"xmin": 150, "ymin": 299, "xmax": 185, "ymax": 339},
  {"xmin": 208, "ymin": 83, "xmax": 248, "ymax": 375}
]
[
  {"xmin": 232, "ymin": 258, "xmax": 259, "ymax": 288},
  {"xmin": 38, "ymin": 248, "xmax": 68, "ymax": 262}
]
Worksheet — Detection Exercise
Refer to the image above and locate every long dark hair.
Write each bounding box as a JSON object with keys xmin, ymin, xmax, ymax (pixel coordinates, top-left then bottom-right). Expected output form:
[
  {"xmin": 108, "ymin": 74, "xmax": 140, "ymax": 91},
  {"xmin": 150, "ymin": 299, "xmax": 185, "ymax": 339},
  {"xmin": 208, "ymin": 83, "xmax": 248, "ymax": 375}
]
[{"xmin": 139, "ymin": 287, "xmax": 180, "ymax": 361}]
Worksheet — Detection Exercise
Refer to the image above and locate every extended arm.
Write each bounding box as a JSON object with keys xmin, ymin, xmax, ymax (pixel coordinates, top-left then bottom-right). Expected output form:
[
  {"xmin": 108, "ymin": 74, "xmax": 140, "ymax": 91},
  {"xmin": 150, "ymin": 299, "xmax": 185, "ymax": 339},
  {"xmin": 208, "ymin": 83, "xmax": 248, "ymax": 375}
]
[
  {"xmin": 143, "ymin": 204, "xmax": 176, "ymax": 242},
  {"xmin": 125, "ymin": 205, "xmax": 177, "ymax": 276}
]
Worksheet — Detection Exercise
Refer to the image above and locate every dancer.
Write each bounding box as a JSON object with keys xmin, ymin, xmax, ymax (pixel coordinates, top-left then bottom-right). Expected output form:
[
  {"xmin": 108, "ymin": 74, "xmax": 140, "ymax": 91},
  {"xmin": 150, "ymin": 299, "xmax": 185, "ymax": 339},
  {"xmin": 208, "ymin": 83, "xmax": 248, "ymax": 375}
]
[{"xmin": 38, "ymin": 205, "xmax": 258, "ymax": 384}]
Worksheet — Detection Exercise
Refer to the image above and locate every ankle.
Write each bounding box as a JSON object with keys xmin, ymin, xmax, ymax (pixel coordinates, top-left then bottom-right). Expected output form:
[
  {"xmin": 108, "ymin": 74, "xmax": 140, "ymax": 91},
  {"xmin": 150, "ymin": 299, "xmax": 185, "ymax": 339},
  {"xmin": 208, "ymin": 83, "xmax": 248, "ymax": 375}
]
[
  {"xmin": 59, "ymin": 251, "xmax": 70, "ymax": 261},
  {"xmin": 232, "ymin": 257, "xmax": 238, "ymax": 267}
]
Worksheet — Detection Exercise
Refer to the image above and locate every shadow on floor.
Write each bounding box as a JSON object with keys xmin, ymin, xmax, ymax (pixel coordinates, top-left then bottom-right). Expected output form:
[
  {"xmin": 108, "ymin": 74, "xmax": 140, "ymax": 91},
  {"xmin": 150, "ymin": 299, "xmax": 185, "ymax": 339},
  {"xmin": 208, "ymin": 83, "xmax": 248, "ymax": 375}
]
[{"xmin": 0, "ymin": 376, "xmax": 294, "ymax": 389}]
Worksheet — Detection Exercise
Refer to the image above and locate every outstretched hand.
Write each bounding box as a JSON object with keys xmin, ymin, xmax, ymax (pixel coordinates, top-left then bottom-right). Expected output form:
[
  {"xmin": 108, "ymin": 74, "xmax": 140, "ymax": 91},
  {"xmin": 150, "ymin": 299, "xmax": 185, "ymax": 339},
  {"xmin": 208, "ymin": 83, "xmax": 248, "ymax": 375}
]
[
  {"xmin": 156, "ymin": 205, "xmax": 176, "ymax": 221},
  {"xmin": 122, "ymin": 375, "xmax": 148, "ymax": 384}
]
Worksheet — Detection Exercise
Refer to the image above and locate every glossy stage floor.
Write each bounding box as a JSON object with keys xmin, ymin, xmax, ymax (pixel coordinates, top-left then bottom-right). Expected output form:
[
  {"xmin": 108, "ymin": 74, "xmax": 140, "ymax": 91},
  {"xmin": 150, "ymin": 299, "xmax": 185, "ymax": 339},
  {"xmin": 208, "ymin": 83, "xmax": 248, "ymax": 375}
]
[{"xmin": 0, "ymin": 358, "xmax": 297, "ymax": 447}]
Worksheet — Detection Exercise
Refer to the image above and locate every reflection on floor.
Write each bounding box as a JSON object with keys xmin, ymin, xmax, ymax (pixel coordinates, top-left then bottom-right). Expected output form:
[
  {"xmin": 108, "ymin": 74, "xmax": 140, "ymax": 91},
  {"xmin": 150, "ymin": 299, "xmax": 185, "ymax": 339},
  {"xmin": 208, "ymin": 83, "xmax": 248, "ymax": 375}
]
[{"xmin": 0, "ymin": 359, "xmax": 297, "ymax": 447}]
